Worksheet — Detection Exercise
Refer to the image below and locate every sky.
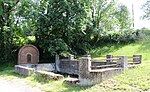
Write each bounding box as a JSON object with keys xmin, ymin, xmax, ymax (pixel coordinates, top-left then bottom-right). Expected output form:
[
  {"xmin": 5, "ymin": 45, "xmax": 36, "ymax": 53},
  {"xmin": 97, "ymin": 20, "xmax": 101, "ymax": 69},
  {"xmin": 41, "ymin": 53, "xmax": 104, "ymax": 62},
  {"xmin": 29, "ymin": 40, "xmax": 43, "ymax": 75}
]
[{"xmin": 119, "ymin": 0, "xmax": 150, "ymax": 29}]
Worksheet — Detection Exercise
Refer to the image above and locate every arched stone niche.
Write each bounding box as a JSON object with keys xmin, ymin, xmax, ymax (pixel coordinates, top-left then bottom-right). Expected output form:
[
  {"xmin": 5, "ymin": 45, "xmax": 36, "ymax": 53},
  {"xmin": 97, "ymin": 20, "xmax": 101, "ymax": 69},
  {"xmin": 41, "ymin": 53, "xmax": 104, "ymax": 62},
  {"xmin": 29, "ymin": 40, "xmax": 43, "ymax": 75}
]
[{"xmin": 18, "ymin": 45, "xmax": 39, "ymax": 64}]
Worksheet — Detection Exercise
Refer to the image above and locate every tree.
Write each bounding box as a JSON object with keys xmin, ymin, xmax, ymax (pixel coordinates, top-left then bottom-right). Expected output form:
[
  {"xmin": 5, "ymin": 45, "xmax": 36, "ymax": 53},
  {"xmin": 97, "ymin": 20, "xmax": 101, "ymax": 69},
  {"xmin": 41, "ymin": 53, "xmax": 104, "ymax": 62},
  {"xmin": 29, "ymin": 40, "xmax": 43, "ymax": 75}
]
[
  {"xmin": 115, "ymin": 4, "xmax": 132, "ymax": 30},
  {"xmin": 33, "ymin": 0, "xmax": 133, "ymax": 56},
  {"xmin": 142, "ymin": 0, "xmax": 150, "ymax": 20},
  {"xmin": 0, "ymin": 0, "xmax": 134, "ymax": 62},
  {"xmin": 35, "ymin": 0, "xmax": 92, "ymax": 56},
  {"xmin": 90, "ymin": 0, "xmax": 119, "ymax": 44},
  {"xmin": 0, "ymin": 0, "xmax": 20, "ymax": 63}
]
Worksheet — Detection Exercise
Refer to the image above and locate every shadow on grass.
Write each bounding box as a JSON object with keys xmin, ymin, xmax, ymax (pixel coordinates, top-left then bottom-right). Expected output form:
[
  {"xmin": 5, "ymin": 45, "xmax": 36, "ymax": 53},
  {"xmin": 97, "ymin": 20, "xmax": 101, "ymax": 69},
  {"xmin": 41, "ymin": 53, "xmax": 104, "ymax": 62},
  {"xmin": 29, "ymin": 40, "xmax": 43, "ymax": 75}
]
[
  {"xmin": 0, "ymin": 66, "xmax": 28, "ymax": 79},
  {"xmin": 61, "ymin": 82, "xmax": 92, "ymax": 92},
  {"xmin": 0, "ymin": 65, "xmax": 53, "ymax": 84},
  {"xmin": 32, "ymin": 75, "xmax": 92, "ymax": 92},
  {"xmin": 32, "ymin": 75, "xmax": 51, "ymax": 84}
]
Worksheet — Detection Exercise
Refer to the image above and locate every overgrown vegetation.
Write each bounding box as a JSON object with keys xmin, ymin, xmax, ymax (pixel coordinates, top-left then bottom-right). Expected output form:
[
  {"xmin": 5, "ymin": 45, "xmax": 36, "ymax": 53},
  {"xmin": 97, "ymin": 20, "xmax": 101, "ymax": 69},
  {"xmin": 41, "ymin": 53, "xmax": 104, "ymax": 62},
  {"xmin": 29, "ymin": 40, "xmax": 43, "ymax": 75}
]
[
  {"xmin": 90, "ymin": 28, "xmax": 148, "ymax": 59},
  {"xmin": 0, "ymin": 0, "xmax": 144, "ymax": 63}
]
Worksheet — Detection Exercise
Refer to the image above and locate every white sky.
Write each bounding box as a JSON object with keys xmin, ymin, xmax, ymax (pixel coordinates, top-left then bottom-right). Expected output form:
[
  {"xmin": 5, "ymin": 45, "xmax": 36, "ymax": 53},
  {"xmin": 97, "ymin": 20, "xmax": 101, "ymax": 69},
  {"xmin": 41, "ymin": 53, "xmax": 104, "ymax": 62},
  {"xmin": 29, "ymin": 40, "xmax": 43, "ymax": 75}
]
[{"xmin": 119, "ymin": 0, "xmax": 150, "ymax": 29}]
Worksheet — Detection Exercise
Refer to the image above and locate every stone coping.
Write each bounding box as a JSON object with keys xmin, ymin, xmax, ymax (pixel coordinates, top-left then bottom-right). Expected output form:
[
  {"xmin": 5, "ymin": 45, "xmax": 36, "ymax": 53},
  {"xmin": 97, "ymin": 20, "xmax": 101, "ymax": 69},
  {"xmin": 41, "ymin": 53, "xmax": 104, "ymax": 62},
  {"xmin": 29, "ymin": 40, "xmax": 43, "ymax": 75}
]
[
  {"xmin": 89, "ymin": 68, "xmax": 122, "ymax": 73},
  {"xmin": 15, "ymin": 65, "xmax": 34, "ymax": 70},
  {"xmin": 20, "ymin": 63, "xmax": 55, "ymax": 65},
  {"xmin": 89, "ymin": 64, "xmax": 140, "ymax": 73},
  {"xmin": 59, "ymin": 59, "xmax": 79, "ymax": 61},
  {"xmin": 36, "ymin": 70, "xmax": 62, "ymax": 76}
]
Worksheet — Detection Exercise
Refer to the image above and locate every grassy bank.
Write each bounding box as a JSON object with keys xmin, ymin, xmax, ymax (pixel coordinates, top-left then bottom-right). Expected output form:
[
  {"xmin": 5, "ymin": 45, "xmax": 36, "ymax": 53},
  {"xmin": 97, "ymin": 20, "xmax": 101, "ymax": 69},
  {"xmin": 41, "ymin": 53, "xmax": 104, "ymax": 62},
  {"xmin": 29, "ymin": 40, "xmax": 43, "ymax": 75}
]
[
  {"xmin": 90, "ymin": 30, "xmax": 150, "ymax": 61},
  {"xmin": 0, "ymin": 29, "xmax": 150, "ymax": 92}
]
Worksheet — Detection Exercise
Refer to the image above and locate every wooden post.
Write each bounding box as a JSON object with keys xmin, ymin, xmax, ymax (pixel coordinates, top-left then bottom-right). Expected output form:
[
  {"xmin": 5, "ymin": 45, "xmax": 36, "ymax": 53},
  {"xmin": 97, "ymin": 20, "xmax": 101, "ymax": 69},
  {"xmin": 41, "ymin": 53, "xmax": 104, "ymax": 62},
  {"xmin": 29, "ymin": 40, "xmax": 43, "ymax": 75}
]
[
  {"xmin": 133, "ymin": 55, "xmax": 142, "ymax": 64},
  {"xmin": 106, "ymin": 55, "xmax": 113, "ymax": 64}
]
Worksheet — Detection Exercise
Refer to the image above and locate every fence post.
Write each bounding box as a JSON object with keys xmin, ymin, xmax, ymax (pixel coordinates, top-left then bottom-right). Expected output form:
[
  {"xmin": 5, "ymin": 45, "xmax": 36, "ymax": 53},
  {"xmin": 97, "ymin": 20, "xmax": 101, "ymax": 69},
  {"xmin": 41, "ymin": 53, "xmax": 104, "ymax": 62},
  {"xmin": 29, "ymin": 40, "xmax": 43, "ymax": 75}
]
[
  {"xmin": 68, "ymin": 54, "xmax": 74, "ymax": 60},
  {"xmin": 106, "ymin": 55, "xmax": 113, "ymax": 64},
  {"xmin": 55, "ymin": 54, "xmax": 60, "ymax": 72},
  {"xmin": 117, "ymin": 56, "xmax": 128, "ymax": 71},
  {"xmin": 133, "ymin": 55, "xmax": 142, "ymax": 64}
]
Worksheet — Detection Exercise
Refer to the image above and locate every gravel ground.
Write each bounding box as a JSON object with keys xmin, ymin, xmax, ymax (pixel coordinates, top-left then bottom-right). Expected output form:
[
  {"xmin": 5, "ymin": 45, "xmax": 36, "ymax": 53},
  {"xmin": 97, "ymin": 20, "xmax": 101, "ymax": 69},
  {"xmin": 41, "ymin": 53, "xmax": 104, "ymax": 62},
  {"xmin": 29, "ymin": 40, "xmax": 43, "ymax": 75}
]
[{"xmin": 0, "ymin": 78, "xmax": 43, "ymax": 92}]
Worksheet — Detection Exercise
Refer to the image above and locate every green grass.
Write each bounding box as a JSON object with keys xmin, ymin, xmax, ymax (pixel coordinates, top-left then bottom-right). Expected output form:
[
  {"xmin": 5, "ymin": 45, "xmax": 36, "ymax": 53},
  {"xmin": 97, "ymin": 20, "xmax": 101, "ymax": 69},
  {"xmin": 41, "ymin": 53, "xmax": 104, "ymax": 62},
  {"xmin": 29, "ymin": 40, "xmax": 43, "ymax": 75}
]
[
  {"xmin": 1, "ymin": 30, "xmax": 150, "ymax": 92},
  {"xmin": 90, "ymin": 38, "xmax": 150, "ymax": 61}
]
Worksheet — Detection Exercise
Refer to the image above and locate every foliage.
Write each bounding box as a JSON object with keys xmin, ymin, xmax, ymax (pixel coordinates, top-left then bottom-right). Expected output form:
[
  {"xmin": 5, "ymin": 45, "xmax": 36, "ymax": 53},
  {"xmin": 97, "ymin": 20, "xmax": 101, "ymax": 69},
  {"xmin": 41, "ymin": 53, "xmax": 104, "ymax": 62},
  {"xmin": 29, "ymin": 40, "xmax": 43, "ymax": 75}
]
[
  {"xmin": 142, "ymin": 0, "xmax": 150, "ymax": 20},
  {"xmin": 90, "ymin": 0, "xmax": 118, "ymax": 45},
  {"xmin": 0, "ymin": 0, "xmax": 20, "ymax": 63},
  {"xmin": 0, "ymin": 0, "xmax": 139, "ymax": 62},
  {"xmin": 34, "ymin": 0, "xmax": 134, "ymax": 56},
  {"xmin": 88, "ymin": 1, "xmax": 133, "ymax": 47},
  {"xmin": 90, "ymin": 28, "xmax": 148, "ymax": 59},
  {"xmin": 115, "ymin": 4, "xmax": 132, "ymax": 30},
  {"xmin": 108, "ymin": 29, "xmax": 144, "ymax": 42},
  {"xmin": 35, "ymin": 0, "xmax": 92, "ymax": 55}
]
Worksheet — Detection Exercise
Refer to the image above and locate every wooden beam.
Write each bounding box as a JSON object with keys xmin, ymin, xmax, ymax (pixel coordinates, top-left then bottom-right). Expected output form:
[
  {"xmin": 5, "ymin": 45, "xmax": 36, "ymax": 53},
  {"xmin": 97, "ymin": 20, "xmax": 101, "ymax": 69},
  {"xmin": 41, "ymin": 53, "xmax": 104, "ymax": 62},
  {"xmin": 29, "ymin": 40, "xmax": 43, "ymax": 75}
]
[
  {"xmin": 128, "ymin": 62, "xmax": 140, "ymax": 64},
  {"xmin": 90, "ymin": 64, "xmax": 118, "ymax": 68}
]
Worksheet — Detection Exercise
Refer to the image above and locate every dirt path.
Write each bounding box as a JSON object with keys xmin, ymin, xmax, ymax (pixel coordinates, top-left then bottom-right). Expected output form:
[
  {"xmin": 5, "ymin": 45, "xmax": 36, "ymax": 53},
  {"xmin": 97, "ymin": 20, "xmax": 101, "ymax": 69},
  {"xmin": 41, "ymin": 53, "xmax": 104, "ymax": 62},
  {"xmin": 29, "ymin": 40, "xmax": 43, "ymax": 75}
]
[{"xmin": 0, "ymin": 78, "xmax": 43, "ymax": 92}]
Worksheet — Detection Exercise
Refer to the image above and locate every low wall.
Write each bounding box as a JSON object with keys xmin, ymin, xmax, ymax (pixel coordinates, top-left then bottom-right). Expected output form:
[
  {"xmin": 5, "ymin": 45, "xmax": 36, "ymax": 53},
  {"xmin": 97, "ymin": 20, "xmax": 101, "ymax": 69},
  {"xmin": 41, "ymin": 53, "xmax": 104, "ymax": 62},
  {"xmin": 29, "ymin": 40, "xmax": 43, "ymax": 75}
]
[
  {"xmin": 57, "ymin": 59, "xmax": 79, "ymax": 75},
  {"xmin": 15, "ymin": 65, "xmax": 34, "ymax": 75},
  {"xmin": 15, "ymin": 63, "xmax": 55, "ymax": 75},
  {"xmin": 55, "ymin": 56, "xmax": 109, "ymax": 75},
  {"xmin": 21, "ymin": 63, "xmax": 55, "ymax": 72},
  {"xmin": 55, "ymin": 55, "xmax": 126, "ymax": 77},
  {"xmin": 15, "ymin": 64, "xmax": 64, "ymax": 80},
  {"xmin": 78, "ymin": 56, "xmax": 141, "ymax": 86},
  {"xmin": 15, "ymin": 54, "xmax": 141, "ymax": 86}
]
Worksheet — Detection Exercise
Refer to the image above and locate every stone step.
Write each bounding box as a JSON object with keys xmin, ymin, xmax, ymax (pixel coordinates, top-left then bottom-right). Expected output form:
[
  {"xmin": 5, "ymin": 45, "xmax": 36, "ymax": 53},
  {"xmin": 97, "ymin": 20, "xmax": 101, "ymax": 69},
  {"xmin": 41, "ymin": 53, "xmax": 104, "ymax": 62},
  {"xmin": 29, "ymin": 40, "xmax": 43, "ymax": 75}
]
[
  {"xmin": 35, "ymin": 71, "xmax": 64, "ymax": 80},
  {"xmin": 15, "ymin": 65, "xmax": 34, "ymax": 75},
  {"xmin": 64, "ymin": 78, "xmax": 80, "ymax": 84}
]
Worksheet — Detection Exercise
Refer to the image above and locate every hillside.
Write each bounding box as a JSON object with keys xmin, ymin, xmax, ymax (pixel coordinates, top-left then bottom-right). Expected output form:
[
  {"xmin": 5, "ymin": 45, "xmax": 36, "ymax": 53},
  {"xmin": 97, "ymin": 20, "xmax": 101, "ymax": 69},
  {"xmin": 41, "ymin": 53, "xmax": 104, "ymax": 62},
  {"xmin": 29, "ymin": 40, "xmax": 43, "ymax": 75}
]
[{"xmin": 91, "ymin": 29, "xmax": 150, "ymax": 61}]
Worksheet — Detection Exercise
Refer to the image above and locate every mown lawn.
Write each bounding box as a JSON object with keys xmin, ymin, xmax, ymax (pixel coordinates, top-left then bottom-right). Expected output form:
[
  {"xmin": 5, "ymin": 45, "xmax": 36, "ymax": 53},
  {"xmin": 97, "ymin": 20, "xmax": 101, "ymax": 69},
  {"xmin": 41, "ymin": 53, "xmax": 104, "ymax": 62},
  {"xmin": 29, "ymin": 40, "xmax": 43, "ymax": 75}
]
[{"xmin": 0, "ymin": 30, "xmax": 150, "ymax": 92}]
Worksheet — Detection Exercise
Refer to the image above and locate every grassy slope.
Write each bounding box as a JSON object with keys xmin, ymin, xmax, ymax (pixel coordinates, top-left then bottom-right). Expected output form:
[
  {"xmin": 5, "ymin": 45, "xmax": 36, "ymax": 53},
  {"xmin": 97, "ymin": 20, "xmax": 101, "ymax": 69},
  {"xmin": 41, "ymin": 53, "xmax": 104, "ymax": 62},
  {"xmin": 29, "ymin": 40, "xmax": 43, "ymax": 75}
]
[
  {"xmin": 90, "ymin": 30, "xmax": 150, "ymax": 61},
  {"xmin": 1, "ymin": 30, "xmax": 150, "ymax": 92}
]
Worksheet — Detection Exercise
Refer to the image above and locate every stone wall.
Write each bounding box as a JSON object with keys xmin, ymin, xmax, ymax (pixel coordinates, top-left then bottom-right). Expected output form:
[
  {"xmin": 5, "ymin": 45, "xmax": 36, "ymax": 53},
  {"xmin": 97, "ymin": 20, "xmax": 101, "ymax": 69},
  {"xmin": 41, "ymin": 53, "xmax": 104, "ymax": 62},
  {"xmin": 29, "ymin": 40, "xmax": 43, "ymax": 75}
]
[
  {"xmin": 55, "ymin": 55, "xmax": 80, "ymax": 75},
  {"xmin": 78, "ymin": 55, "xmax": 142, "ymax": 86},
  {"xmin": 58, "ymin": 59, "xmax": 79, "ymax": 75},
  {"xmin": 15, "ymin": 54, "xmax": 142, "ymax": 86},
  {"xmin": 55, "ymin": 54, "xmax": 142, "ymax": 76},
  {"xmin": 15, "ymin": 64, "xmax": 64, "ymax": 80},
  {"xmin": 20, "ymin": 63, "xmax": 55, "ymax": 72},
  {"xmin": 15, "ymin": 65, "xmax": 34, "ymax": 75}
]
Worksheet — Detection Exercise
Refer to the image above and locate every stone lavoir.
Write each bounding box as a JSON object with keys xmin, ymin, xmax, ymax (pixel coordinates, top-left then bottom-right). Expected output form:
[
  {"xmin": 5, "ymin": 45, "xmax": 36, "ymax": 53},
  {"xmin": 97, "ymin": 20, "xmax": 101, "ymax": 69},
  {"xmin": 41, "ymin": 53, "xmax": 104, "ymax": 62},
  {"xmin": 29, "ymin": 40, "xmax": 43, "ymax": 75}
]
[{"xmin": 15, "ymin": 45, "xmax": 142, "ymax": 86}]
